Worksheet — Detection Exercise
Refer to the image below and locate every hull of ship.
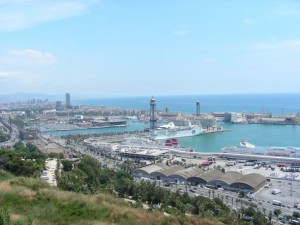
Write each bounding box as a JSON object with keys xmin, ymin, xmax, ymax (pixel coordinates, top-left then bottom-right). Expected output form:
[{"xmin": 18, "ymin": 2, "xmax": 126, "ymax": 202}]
[
  {"xmin": 151, "ymin": 127, "xmax": 204, "ymax": 140},
  {"xmin": 221, "ymin": 146, "xmax": 300, "ymax": 158}
]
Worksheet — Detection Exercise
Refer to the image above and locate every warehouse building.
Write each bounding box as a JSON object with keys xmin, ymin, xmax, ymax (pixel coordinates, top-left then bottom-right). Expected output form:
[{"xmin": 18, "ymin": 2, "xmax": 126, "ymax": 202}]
[
  {"xmin": 230, "ymin": 173, "xmax": 267, "ymax": 193},
  {"xmin": 168, "ymin": 167, "xmax": 202, "ymax": 184},
  {"xmin": 151, "ymin": 165, "xmax": 184, "ymax": 182},
  {"xmin": 207, "ymin": 171, "xmax": 243, "ymax": 189},
  {"xmin": 133, "ymin": 164, "xmax": 267, "ymax": 193},
  {"xmin": 187, "ymin": 170, "xmax": 223, "ymax": 186},
  {"xmin": 133, "ymin": 163, "xmax": 168, "ymax": 179}
]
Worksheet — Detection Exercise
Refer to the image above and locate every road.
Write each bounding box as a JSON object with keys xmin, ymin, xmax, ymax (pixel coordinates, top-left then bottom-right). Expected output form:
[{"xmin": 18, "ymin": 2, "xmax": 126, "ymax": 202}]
[{"xmin": 0, "ymin": 116, "xmax": 19, "ymax": 148}]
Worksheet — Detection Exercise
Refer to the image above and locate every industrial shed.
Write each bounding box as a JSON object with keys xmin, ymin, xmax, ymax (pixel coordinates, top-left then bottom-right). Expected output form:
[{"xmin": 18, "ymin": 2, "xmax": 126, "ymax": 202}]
[
  {"xmin": 187, "ymin": 170, "xmax": 223, "ymax": 185},
  {"xmin": 168, "ymin": 167, "xmax": 202, "ymax": 184},
  {"xmin": 230, "ymin": 173, "xmax": 267, "ymax": 193},
  {"xmin": 207, "ymin": 171, "xmax": 243, "ymax": 189},
  {"xmin": 150, "ymin": 165, "xmax": 184, "ymax": 182},
  {"xmin": 133, "ymin": 163, "xmax": 168, "ymax": 179}
]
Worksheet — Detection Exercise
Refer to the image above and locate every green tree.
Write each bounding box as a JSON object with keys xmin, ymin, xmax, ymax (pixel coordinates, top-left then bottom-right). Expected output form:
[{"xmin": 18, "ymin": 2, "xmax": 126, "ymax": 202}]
[
  {"xmin": 273, "ymin": 209, "xmax": 281, "ymax": 221},
  {"xmin": 25, "ymin": 142, "xmax": 39, "ymax": 152},
  {"xmin": 293, "ymin": 211, "xmax": 300, "ymax": 219},
  {"xmin": 61, "ymin": 160, "xmax": 72, "ymax": 172},
  {"xmin": 13, "ymin": 141, "xmax": 26, "ymax": 151},
  {"xmin": 268, "ymin": 211, "xmax": 272, "ymax": 224},
  {"xmin": 252, "ymin": 211, "xmax": 268, "ymax": 225},
  {"xmin": 245, "ymin": 206, "xmax": 256, "ymax": 217},
  {"xmin": 57, "ymin": 169, "xmax": 89, "ymax": 193},
  {"xmin": 48, "ymin": 152, "xmax": 64, "ymax": 159},
  {"xmin": 225, "ymin": 195, "xmax": 229, "ymax": 204},
  {"xmin": 0, "ymin": 132, "xmax": 9, "ymax": 143}
]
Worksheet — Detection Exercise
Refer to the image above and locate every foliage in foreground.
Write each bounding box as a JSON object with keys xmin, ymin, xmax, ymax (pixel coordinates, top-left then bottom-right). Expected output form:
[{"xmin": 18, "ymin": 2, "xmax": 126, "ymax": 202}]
[
  {"xmin": 0, "ymin": 142, "xmax": 45, "ymax": 177},
  {"xmin": 57, "ymin": 156, "xmax": 268, "ymax": 225},
  {"xmin": 0, "ymin": 172, "xmax": 223, "ymax": 225},
  {"xmin": 0, "ymin": 207, "xmax": 32, "ymax": 225}
]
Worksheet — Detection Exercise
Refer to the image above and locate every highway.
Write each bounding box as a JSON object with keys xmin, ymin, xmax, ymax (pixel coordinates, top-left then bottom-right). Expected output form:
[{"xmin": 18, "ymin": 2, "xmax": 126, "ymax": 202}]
[{"xmin": 0, "ymin": 116, "xmax": 19, "ymax": 148}]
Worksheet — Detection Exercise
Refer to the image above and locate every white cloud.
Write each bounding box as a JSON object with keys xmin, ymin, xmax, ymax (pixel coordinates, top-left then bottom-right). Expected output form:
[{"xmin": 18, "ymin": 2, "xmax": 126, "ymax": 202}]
[
  {"xmin": 253, "ymin": 40, "xmax": 300, "ymax": 52},
  {"xmin": 0, "ymin": 69, "xmax": 23, "ymax": 80},
  {"xmin": 8, "ymin": 49, "xmax": 57, "ymax": 64},
  {"xmin": 174, "ymin": 25, "xmax": 189, "ymax": 36},
  {"xmin": 272, "ymin": 8, "xmax": 299, "ymax": 17},
  {"xmin": 0, "ymin": 49, "xmax": 57, "ymax": 87},
  {"xmin": 243, "ymin": 18, "xmax": 255, "ymax": 25},
  {"xmin": 0, "ymin": 71, "xmax": 14, "ymax": 78},
  {"xmin": 0, "ymin": 0, "xmax": 100, "ymax": 32}
]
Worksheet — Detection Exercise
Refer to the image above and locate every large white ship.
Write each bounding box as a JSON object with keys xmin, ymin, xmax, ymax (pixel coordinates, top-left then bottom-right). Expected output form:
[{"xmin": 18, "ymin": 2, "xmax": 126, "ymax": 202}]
[
  {"xmin": 221, "ymin": 140, "xmax": 300, "ymax": 158},
  {"xmin": 150, "ymin": 120, "xmax": 205, "ymax": 140}
]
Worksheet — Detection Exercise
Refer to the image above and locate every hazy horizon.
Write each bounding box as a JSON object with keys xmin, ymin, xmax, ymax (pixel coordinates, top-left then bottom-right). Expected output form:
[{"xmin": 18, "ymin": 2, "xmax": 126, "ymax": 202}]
[{"xmin": 1, "ymin": 92, "xmax": 300, "ymax": 102}]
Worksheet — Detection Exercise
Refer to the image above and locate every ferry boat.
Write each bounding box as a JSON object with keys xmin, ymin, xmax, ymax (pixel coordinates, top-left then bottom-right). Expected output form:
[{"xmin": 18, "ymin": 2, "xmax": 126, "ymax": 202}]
[
  {"xmin": 123, "ymin": 137, "xmax": 194, "ymax": 152},
  {"xmin": 150, "ymin": 120, "xmax": 205, "ymax": 140},
  {"xmin": 221, "ymin": 140, "xmax": 300, "ymax": 158}
]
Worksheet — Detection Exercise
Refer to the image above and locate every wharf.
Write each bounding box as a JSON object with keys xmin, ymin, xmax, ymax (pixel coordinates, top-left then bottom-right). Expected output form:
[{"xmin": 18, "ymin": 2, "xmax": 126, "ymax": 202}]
[{"xmin": 169, "ymin": 151, "xmax": 300, "ymax": 164}]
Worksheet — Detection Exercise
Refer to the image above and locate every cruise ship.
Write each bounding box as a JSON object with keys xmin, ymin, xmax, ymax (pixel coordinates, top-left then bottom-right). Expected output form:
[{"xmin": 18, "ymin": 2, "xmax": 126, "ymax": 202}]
[
  {"xmin": 222, "ymin": 140, "xmax": 300, "ymax": 158},
  {"xmin": 150, "ymin": 120, "xmax": 205, "ymax": 140}
]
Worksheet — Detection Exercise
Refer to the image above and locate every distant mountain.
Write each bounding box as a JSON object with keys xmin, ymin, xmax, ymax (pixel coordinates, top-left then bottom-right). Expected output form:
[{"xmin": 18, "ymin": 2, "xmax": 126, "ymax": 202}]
[{"xmin": 0, "ymin": 92, "xmax": 63, "ymax": 102}]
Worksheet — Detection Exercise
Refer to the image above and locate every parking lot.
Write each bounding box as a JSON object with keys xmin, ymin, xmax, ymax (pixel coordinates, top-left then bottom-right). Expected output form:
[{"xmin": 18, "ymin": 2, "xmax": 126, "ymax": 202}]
[{"xmin": 255, "ymin": 178, "xmax": 300, "ymax": 208}]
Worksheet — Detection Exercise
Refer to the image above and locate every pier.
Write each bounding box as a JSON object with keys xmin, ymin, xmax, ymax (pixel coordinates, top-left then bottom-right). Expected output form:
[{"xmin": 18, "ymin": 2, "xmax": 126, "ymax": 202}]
[{"xmin": 168, "ymin": 150, "xmax": 300, "ymax": 164}]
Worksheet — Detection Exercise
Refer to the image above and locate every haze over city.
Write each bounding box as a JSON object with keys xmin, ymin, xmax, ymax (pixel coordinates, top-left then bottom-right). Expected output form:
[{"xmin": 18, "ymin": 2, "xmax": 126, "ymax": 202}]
[{"xmin": 1, "ymin": 0, "xmax": 300, "ymax": 97}]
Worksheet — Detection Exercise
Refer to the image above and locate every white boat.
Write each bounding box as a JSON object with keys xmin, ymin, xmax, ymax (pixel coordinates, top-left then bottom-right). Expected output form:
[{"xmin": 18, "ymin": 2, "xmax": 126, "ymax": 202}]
[
  {"xmin": 240, "ymin": 140, "xmax": 255, "ymax": 149},
  {"xmin": 150, "ymin": 120, "xmax": 205, "ymax": 140}
]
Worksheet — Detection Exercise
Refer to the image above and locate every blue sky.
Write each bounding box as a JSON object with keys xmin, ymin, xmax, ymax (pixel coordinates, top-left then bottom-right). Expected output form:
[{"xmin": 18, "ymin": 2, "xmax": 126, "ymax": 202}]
[{"xmin": 0, "ymin": 0, "xmax": 300, "ymax": 98}]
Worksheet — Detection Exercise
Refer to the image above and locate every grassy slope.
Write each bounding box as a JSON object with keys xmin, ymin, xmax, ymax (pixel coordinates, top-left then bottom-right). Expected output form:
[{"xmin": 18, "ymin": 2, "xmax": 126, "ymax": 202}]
[{"xmin": 0, "ymin": 171, "xmax": 224, "ymax": 225}]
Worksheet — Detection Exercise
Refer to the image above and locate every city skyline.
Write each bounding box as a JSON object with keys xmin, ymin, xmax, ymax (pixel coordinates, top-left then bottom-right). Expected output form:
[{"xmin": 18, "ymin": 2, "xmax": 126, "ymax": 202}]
[{"xmin": 1, "ymin": 0, "xmax": 300, "ymax": 97}]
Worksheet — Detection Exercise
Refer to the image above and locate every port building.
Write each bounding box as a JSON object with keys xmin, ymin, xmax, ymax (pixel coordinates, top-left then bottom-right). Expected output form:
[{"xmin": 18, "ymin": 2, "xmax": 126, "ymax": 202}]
[
  {"xmin": 119, "ymin": 146, "xmax": 169, "ymax": 160},
  {"xmin": 168, "ymin": 167, "xmax": 202, "ymax": 184},
  {"xmin": 151, "ymin": 165, "xmax": 184, "ymax": 182},
  {"xmin": 230, "ymin": 173, "xmax": 267, "ymax": 192},
  {"xmin": 187, "ymin": 170, "xmax": 223, "ymax": 185},
  {"xmin": 207, "ymin": 171, "xmax": 243, "ymax": 189},
  {"xmin": 133, "ymin": 165, "xmax": 267, "ymax": 193},
  {"xmin": 133, "ymin": 163, "xmax": 168, "ymax": 179}
]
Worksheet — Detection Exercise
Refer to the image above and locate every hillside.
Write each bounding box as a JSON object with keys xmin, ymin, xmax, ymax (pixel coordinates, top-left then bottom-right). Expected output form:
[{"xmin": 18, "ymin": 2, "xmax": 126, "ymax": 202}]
[{"xmin": 0, "ymin": 171, "xmax": 225, "ymax": 225}]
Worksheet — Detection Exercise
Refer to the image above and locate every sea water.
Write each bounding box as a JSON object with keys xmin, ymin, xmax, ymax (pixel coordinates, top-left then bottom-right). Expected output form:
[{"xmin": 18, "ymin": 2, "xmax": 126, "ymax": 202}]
[{"xmin": 50, "ymin": 94, "xmax": 300, "ymax": 152}]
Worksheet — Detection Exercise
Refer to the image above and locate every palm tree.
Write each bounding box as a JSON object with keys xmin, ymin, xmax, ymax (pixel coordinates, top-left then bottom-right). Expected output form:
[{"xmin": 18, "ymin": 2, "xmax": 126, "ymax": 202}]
[
  {"xmin": 268, "ymin": 211, "xmax": 272, "ymax": 224},
  {"xmin": 225, "ymin": 195, "xmax": 229, "ymax": 204}
]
